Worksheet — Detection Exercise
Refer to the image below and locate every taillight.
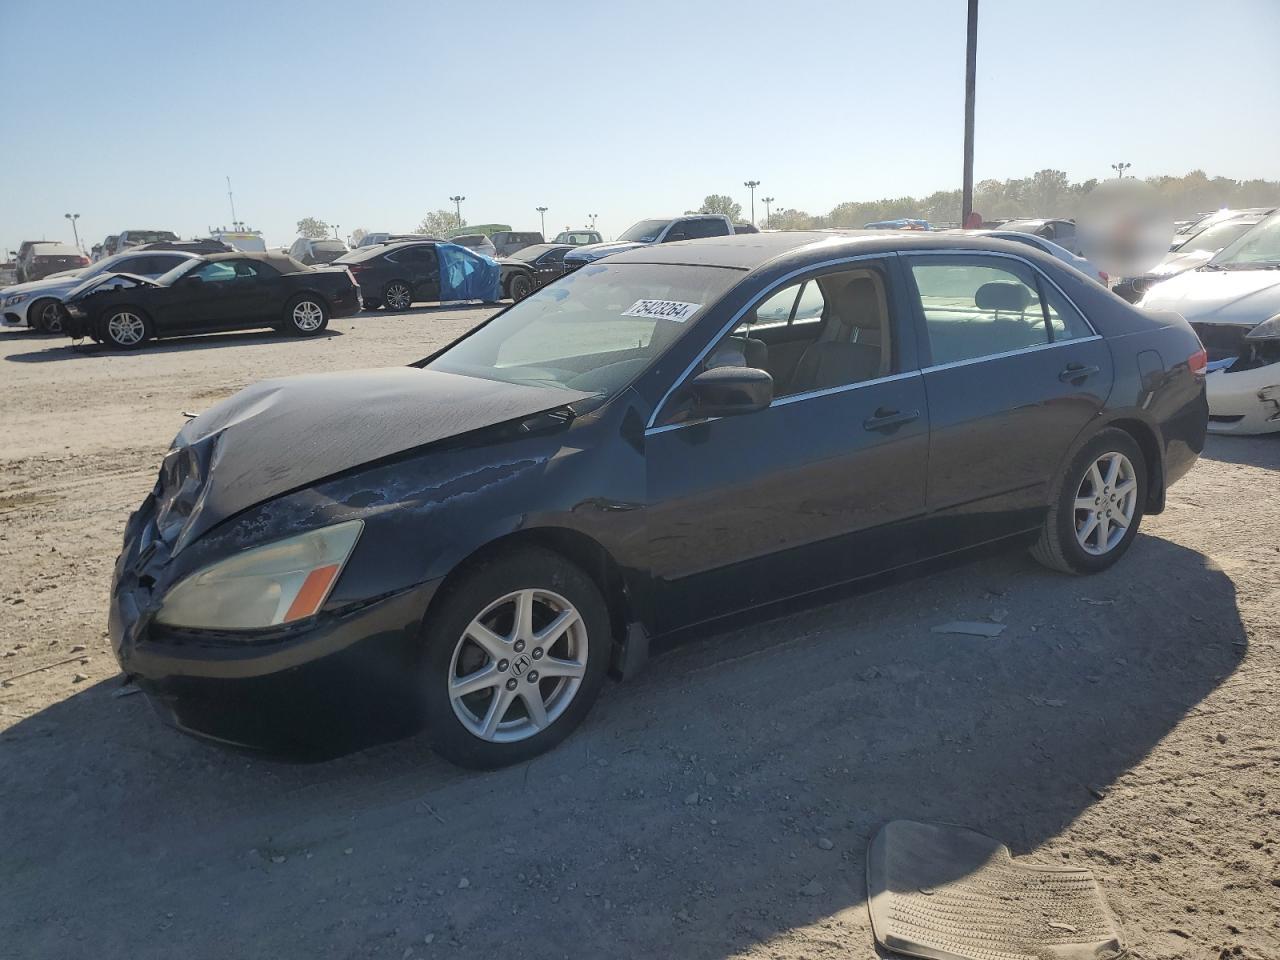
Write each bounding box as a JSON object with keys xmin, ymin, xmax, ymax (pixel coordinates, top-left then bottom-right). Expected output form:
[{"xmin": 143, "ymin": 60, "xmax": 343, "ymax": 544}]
[{"xmin": 1189, "ymin": 347, "xmax": 1207, "ymax": 378}]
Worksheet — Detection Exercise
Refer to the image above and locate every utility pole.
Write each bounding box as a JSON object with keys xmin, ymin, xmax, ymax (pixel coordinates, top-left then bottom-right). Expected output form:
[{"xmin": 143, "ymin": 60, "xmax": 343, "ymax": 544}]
[
  {"xmin": 450, "ymin": 195, "xmax": 466, "ymax": 226},
  {"xmin": 1110, "ymin": 162, "xmax": 1131, "ymax": 179},
  {"xmin": 961, "ymin": 0, "xmax": 979, "ymax": 225},
  {"xmin": 64, "ymin": 213, "xmax": 81, "ymax": 252},
  {"xmin": 761, "ymin": 197, "xmax": 775, "ymax": 228},
  {"xmin": 536, "ymin": 206, "xmax": 548, "ymax": 237},
  {"xmin": 226, "ymin": 176, "xmax": 238, "ymax": 226},
  {"xmin": 743, "ymin": 180, "xmax": 761, "ymax": 225},
  {"xmin": 332, "ymin": 223, "xmax": 341, "ymax": 240},
  {"xmin": 588, "ymin": 213, "xmax": 598, "ymax": 230}
]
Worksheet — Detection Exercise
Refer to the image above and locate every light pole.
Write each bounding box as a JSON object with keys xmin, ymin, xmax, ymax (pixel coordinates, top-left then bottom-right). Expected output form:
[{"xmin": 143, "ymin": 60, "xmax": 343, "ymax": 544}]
[
  {"xmin": 64, "ymin": 213, "xmax": 81, "ymax": 252},
  {"xmin": 588, "ymin": 213, "xmax": 598, "ymax": 230},
  {"xmin": 761, "ymin": 196, "xmax": 775, "ymax": 228},
  {"xmin": 450, "ymin": 195, "xmax": 466, "ymax": 226},
  {"xmin": 743, "ymin": 180, "xmax": 760, "ymax": 225},
  {"xmin": 961, "ymin": 0, "xmax": 979, "ymax": 225},
  {"xmin": 332, "ymin": 223, "xmax": 341, "ymax": 240},
  {"xmin": 1110, "ymin": 162, "xmax": 1131, "ymax": 179},
  {"xmin": 536, "ymin": 206, "xmax": 548, "ymax": 237}
]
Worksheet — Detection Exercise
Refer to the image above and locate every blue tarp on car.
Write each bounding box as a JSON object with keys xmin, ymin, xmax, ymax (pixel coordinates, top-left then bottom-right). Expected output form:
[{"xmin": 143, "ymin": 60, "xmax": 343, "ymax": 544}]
[{"xmin": 437, "ymin": 242, "xmax": 500, "ymax": 302}]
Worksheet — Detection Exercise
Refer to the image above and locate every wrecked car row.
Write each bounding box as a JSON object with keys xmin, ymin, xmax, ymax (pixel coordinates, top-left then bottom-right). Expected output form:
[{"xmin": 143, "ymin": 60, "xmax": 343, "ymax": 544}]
[{"xmin": 108, "ymin": 231, "xmax": 1208, "ymax": 767}]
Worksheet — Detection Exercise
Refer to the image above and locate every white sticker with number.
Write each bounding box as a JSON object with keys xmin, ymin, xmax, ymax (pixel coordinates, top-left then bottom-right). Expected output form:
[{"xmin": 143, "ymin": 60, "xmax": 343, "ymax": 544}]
[{"xmin": 621, "ymin": 299, "xmax": 702, "ymax": 323}]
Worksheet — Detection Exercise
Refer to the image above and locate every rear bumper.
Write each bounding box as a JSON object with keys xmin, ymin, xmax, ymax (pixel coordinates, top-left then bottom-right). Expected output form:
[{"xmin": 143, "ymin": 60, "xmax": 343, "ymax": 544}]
[{"xmin": 330, "ymin": 285, "xmax": 362, "ymax": 318}]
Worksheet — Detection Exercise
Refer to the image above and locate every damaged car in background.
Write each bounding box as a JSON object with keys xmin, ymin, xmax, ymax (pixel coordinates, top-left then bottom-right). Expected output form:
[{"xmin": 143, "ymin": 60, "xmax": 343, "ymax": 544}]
[
  {"xmin": 1141, "ymin": 209, "xmax": 1280, "ymax": 434},
  {"xmin": 107, "ymin": 232, "xmax": 1207, "ymax": 768}
]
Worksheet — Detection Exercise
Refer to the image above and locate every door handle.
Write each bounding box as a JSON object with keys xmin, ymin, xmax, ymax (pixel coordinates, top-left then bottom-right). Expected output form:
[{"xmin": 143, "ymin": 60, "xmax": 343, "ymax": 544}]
[
  {"xmin": 863, "ymin": 407, "xmax": 921, "ymax": 431},
  {"xmin": 1059, "ymin": 363, "xmax": 1100, "ymax": 383}
]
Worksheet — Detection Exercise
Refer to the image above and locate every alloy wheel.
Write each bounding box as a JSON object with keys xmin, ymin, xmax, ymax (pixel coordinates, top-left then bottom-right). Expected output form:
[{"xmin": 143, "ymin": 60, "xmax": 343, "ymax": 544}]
[
  {"xmin": 38, "ymin": 301, "xmax": 64, "ymax": 333},
  {"xmin": 447, "ymin": 588, "xmax": 588, "ymax": 743},
  {"xmin": 107, "ymin": 311, "xmax": 146, "ymax": 346},
  {"xmin": 292, "ymin": 300, "xmax": 324, "ymax": 331},
  {"xmin": 386, "ymin": 283, "xmax": 412, "ymax": 310},
  {"xmin": 1073, "ymin": 451, "xmax": 1138, "ymax": 556}
]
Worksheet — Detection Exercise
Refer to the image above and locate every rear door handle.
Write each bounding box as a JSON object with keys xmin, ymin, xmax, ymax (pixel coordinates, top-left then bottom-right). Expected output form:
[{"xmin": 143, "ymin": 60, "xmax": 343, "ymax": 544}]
[
  {"xmin": 863, "ymin": 407, "xmax": 921, "ymax": 432},
  {"xmin": 1059, "ymin": 363, "xmax": 1100, "ymax": 383}
]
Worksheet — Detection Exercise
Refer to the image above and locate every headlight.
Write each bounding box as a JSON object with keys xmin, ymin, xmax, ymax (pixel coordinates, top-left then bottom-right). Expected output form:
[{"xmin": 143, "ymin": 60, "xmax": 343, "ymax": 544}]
[
  {"xmin": 4, "ymin": 293, "xmax": 28, "ymax": 306},
  {"xmin": 155, "ymin": 520, "xmax": 363, "ymax": 631},
  {"xmin": 1245, "ymin": 314, "xmax": 1280, "ymax": 341}
]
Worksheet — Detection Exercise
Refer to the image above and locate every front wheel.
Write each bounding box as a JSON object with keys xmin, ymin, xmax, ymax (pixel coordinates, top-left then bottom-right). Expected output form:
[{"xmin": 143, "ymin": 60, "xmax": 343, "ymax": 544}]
[
  {"xmin": 100, "ymin": 307, "xmax": 152, "ymax": 350},
  {"xmin": 507, "ymin": 272, "xmax": 534, "ymax": 302},
  {"xmin": 284, "ymin": 295, "xmax": 329, "ymax": 336},
  {"xmin": 421, "ymin": 547, "xmax": 611, "ymax": 769},
  {"xmin": 30, "ymin": 298, "xmax": 64, "ymax": 334},
  {"xmin": 1031, "ymin": 428, "xmax": 1146, "ymax": 574}
]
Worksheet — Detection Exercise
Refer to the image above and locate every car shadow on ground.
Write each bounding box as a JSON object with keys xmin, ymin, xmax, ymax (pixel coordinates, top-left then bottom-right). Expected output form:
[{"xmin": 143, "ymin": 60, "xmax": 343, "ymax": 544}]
[
  {"xmin": 1198, "ymin": 433, "xmax": 1280, "ymax": 469},
  {"xmin": 2, "ymin": 328, "xmax": 345, "ymax": 363},
  {"xmin": 0, "ymin": 535, "xmax": 1245, "ymax": 959}
]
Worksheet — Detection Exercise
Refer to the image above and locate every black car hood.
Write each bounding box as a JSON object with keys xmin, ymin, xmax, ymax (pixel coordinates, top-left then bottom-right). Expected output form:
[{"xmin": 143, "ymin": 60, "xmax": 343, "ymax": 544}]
[{"xmin": 161, "ymin": 367, "xmax": 593, "ymax": 552}]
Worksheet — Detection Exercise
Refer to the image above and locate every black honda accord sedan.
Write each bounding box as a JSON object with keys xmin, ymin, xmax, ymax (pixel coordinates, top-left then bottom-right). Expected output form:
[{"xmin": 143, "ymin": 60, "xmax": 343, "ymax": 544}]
[{"xmin": 108, "ymin": 231, "xmax": 1208, "ymax": 766}]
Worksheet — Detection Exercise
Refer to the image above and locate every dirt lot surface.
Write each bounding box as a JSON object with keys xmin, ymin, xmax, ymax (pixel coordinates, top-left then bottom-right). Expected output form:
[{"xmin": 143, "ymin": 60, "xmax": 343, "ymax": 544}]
[{"xmin": 1, "ymin": 315, "xmax": 1278, "ymax": 960}]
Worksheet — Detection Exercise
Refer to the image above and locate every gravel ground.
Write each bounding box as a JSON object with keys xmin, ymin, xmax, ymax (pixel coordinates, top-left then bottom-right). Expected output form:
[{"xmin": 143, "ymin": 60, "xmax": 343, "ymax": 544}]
[{"xmin": 1, "ymin": 314, "xmax": 1277, "ymax": 960}]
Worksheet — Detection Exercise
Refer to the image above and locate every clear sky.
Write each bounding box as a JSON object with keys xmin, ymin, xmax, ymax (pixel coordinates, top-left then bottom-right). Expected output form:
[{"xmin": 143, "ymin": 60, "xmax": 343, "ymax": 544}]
[{"xmin": 2, "ymin": 0, "xmax": 1278, "ymax": 254}]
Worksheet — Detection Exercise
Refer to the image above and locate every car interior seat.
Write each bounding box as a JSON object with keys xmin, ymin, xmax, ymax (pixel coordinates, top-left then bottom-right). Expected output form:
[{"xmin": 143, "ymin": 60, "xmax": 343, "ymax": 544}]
[{"xmin": 787, "ymin": 277, "xmax": 885, "ymax": 393}]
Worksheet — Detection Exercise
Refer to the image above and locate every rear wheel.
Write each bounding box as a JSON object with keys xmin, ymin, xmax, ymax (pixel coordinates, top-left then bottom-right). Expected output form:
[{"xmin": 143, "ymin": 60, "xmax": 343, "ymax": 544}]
[
  {"xmin": 383, "ymin": 281, "xmax": 413, "ymax": 312},
  {"xmin": 284, "ymin": 295, "xmax": 328, "ymax": 336},
  {"xmin": 421, "ymin": 547, "xmax": 610, "ymax": 769},
  {"xmin": 30, "ymin": 298, "xmax": 64, "ymax": 334},
  {"xmin": 507, "ymin": 272, "xmax": 534, "ymax": 302},
  {"xmin": 1031, "ymin": 428, "xmax": 1146, "ymax": 574},
  {"xmin": 100, "ymin": 307, "xmax": 152, "ymax": 350}
]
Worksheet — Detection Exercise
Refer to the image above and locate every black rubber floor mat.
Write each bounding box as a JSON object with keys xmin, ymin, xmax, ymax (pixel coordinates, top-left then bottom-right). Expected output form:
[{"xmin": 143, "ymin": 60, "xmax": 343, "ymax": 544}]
[{"xmin": 867, "ymin": 820, "xmax": 1124, "ymax": 960}]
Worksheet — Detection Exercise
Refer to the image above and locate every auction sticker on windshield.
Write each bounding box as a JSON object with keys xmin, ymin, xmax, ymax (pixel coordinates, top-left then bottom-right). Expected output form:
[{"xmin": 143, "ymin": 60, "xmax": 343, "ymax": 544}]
[{"xmin": 622, "ymin": 299, "xmax": 702, "ymax": 322}]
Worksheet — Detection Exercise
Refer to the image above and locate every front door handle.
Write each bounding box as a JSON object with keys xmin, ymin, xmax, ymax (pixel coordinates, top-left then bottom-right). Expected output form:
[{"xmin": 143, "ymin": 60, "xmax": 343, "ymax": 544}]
[
  {"xmin": 1059, "ymin": 363, "xmax": 1100, "ymax": 383},
  {"xmin": 863, "ymin": 407, "xmax": 921, "ymax": 432}
]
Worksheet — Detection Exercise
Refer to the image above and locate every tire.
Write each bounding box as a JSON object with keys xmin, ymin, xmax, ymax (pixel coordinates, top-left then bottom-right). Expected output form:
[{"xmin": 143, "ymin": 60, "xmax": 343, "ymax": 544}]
[
  {"xmin": 421, "ymin": 546, "xmax": 611, "ymax": 769},
  {"xmin": 99, "ymin": 307, "xmax": 152, "ymax": 350},
  {"xmin": 284, "ymin": 294, "xmax": 329, "ymax": 336},
  {"xmin": 383, "ymin": 281, "xmax": 413, "ymax": 312},
  {"xmin": 507, "ymin": 272, "xmax": 534, "ymax": 302},
  {"xmin": 1031, "ymin": 428, "xmax": 1146, "ymax": 574},
  {"xmin": 29, "ymin": 298, "xmax": 64, "ymax": 334}
]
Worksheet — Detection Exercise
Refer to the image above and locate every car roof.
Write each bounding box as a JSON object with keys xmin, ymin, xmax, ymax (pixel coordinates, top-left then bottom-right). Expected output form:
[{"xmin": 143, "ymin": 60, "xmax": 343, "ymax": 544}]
[
  {"xmin": 35, "ymin": 244, "xmax": 82, "ymax": 256},
  {"xmin": 603, "ymin": 230, "xmax": 1070, "ymax": 272},
  {"xmin": 201, "ymin": 251, "xmax": 307, "ymax": 272}
]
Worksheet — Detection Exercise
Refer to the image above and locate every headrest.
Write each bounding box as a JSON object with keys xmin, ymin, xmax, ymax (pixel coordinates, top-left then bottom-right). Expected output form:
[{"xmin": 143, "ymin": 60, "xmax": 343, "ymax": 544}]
[
  {"xmin": 829, "ymin": 277, "xmax": 883, "ymax": 336},
  {"xmin": 975, "ymin": 281, "xmax": 1032, "ymax": 312}
]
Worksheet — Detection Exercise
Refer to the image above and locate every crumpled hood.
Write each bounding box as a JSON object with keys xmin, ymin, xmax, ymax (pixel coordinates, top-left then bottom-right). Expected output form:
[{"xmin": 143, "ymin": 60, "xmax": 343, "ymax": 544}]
[
  {"xmin": 159, "ymin": 367, "xmax": 593, "ymax": 552},
  {"xmin": 1140, "ymin": 268, "xmax": 1280, "ymax": 326},
  {"xmin": 565, "ymin": 240, "xmax": 648, "ymax": 263},
  {"xmin": 1149, "ymin": 249, "xmax": 1214, "ymax": 277},
  {"xmin": 2, "ymin": 273, "xmax": 81, "ymax": 298}
]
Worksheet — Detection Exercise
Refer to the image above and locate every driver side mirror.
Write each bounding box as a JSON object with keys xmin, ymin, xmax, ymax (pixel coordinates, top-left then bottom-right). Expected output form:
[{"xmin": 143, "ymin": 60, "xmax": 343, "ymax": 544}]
[{"xmin": 688, "ymin": 366, "xmax": 773, "ymax": 418}]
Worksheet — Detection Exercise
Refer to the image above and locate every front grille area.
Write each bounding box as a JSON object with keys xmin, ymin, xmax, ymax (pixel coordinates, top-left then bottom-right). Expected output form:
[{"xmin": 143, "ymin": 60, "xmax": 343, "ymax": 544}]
[{"xmin": 1191, "ymin": 323, "xmax": 1252, "ymax": 362}]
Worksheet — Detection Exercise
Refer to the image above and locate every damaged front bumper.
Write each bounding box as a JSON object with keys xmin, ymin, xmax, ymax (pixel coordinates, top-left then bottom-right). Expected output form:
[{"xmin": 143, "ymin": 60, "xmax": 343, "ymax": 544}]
[
  {"xmin": 1193, "ymin": 321, "xmax": 1280, "ymax": 435},
  {"xmin": 109, "ymin": 499, "xmax": 442, "ymax": 758}
]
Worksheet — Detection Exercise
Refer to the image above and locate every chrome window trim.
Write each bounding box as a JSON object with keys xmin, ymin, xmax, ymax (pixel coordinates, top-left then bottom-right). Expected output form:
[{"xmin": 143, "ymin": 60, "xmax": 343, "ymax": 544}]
[
  {"xmin": 905, "ymin": 247, "xmax": 1099, "ymax": 337},
  {"xmin": 920, "ymin": 335, "xmax": 1102, "ymax": 374},
  {"xmin": 645, "ymin": 251, "xmax": 895, "ymax": 430},
  {"xmin": 645, "ymin": 370, "xmax": 922, "ymax": 437}
]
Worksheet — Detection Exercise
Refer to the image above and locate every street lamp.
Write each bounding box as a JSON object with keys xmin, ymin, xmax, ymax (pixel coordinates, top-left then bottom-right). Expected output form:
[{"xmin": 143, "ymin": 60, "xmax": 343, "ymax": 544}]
[
  {"xmin": 1110, "ymin": 162, "xmax": 1131, "ymax": 179},
  {"xmin": 743, "ymin": 180, "xmax": 761, "ymax": 225},
  {"xmin": 64, "ymin": 213, "xmax": 81, "ymax": 252},
  {"xmin": 332, "ymin": 223, "xmax": 341, "ymax": 240},
  {"xmin": 588, "ymin": 213, "xmax": 598, "ymax": 230},
  {"xmin": 761, "ymin": 196, "xmax": 775, "ymax": 227},
  {"xmin": 449, "ymin": 195, "xmax": 466, "ymax": 226},
  {"xmin": 536, "ymin": 206, "xmax": 548, "ymax": 237}
]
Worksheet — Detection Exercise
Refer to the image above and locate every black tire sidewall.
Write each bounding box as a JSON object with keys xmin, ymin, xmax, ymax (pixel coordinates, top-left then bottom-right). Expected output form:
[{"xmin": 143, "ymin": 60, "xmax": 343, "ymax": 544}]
[
  {"xmin": 1053, "ymin": 429, "xmax": 1147, "ymax": 574},
  {"xmin": 509, "ymin": 273, "xmax": 533, "ymax": 301},
  {"xmin": 420, "ymin": 547, "xmax": 611, "ymax": 769},
  {"xmin": 285, "ymin": 294, "xmax": 329, "ymax": 336},
  {"xmin": 384, "ymin": 281, "xmax": 412, "ymax": 311},
  {"xmin": 31, "ymin": 299, "xmax": 61, "ymax": 334}
]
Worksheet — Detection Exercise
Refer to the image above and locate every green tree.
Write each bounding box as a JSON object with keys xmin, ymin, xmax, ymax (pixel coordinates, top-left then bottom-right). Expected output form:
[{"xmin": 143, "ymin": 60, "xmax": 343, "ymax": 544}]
[
  {"xmin": 350, "ymin": 227, "xmax": 367, "ymax": 246},
  {"xmin": 296, "ymin": 217, "xmax": 330, "ymax": 239},
  {"xmin": 697, "ymin": 194, "xmax": 743, "ymax": 220},
  {"xmin": 417, "ymin": 209, "xmax": 462, "ymax": 236}
]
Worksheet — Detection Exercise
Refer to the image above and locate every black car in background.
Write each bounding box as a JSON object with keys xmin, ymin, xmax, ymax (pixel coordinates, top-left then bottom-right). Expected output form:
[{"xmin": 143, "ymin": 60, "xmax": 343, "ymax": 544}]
[
  {"xmin": 336, "ymin": 240, "xmax": 442, "ymax": 310},
  {"xmin": 62, "ymin": 251, "xmax": 360, "ymax": 348},
  {"xmin": 496, "ymin": 243, "xmax": 573, "ymax": 300},
  {"xmin": 107, "ymin": 232, "xmax": 1207, "ymax": 767}
]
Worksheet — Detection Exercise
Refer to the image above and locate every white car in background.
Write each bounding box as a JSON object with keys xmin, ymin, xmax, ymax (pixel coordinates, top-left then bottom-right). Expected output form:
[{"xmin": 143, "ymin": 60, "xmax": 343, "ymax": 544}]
[
  {"xmin": 0, "ymin": 250, "xmax": 198, "ymax": 333},
  {"xmin": 953, "ymin": 229, "xmax": 1108, "ymax": 285},
  {"xmin": 1141, "ymin": 210, "xmax": 1280, "ymax": 435}
]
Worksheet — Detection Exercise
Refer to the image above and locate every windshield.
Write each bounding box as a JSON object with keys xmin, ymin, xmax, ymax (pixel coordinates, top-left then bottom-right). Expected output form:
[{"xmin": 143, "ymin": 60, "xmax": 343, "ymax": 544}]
[
  {"xmin": 426, "ymin": 262, "xmax": 741, "ymax": 397},
  {"xmin": 1210, "ymin": 213, "xmax": 1280, "ymax": 267},
  {"xmin": 1181, "ymin": 219, "xmax": 1259, "ymax": 255},
  {"xmin": 617, "ymin": 219, "xmax": 670, "ymax": 243},
  {"xmin": 154, "ymin": 258, "xmax": 202, "ymax": 286},
  {"xmin": 125, "ymin": 231, "xmax": 178, "ymax": 244}
]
